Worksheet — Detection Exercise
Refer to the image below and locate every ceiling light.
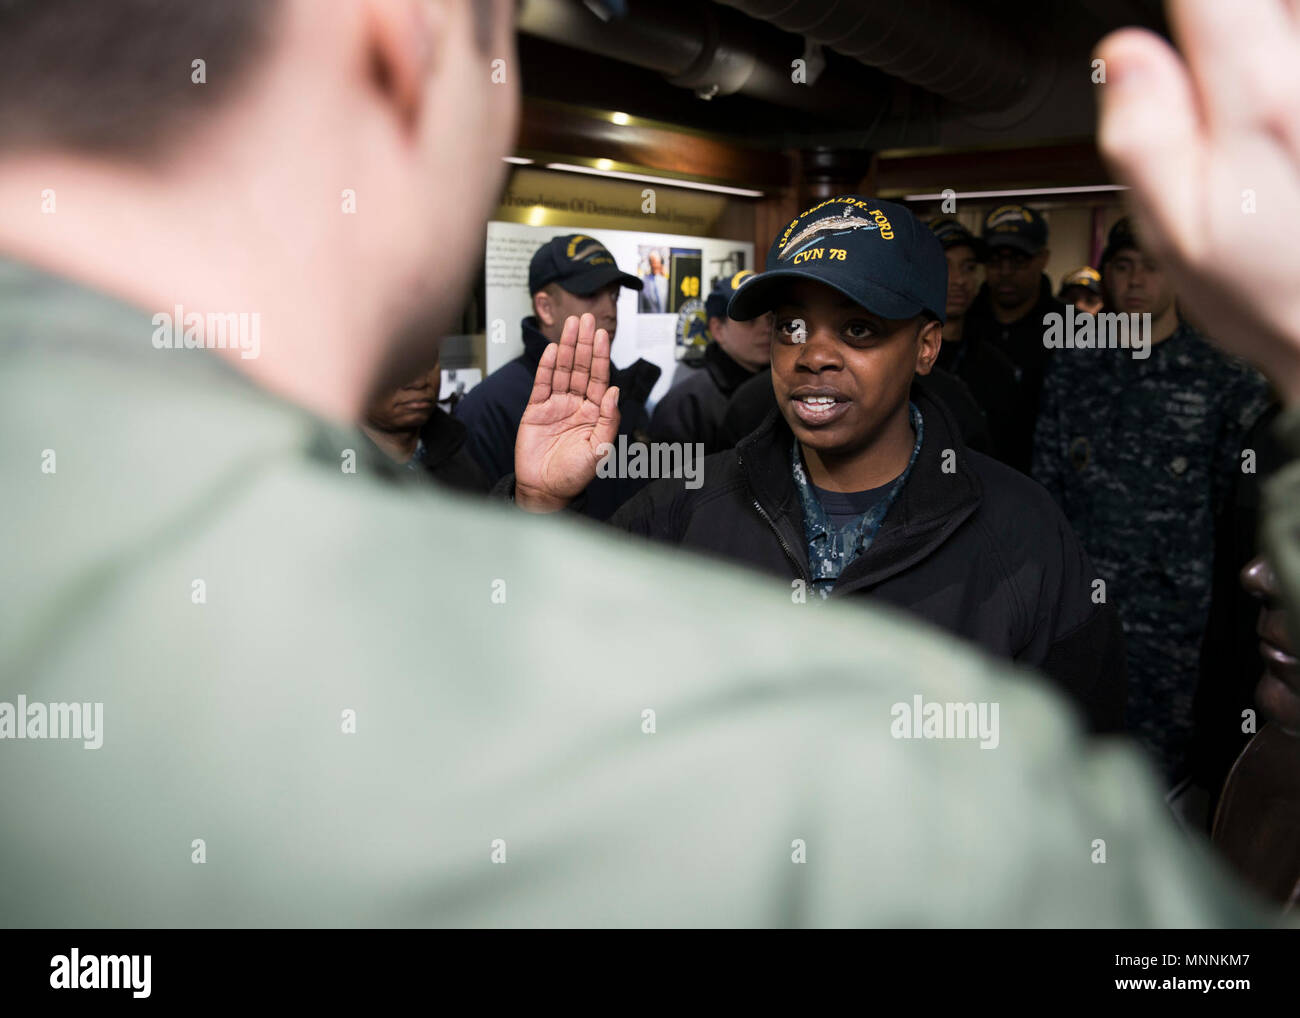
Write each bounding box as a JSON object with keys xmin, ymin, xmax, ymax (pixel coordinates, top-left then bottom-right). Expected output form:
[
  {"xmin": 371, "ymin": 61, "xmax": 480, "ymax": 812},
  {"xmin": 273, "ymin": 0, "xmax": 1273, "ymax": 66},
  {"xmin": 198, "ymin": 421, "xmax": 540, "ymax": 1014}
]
[
  {"xmin": 902, "ymin": 185, "xmax": 1128, "ymax": 201},
  {"xmin": 544, "ymin": 162, "xmax": 765, "ymax": 197}
]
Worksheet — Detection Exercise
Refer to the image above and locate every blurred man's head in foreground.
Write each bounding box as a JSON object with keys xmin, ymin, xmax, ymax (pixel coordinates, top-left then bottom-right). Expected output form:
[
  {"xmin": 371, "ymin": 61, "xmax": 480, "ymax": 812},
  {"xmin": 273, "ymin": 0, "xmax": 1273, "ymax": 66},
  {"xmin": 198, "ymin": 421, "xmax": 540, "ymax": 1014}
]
[{"xmin": 0, "ymin": 0, "xmax": 521, "ymax": 420}]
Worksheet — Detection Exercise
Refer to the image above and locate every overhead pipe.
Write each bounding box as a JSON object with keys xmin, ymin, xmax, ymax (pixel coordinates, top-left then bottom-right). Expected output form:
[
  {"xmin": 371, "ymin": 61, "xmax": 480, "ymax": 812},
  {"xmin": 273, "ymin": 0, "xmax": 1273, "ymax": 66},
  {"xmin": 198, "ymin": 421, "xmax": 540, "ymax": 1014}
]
[
  {"xmin": 517, "ymin": 0, "xmax": 895, "ymax": 118},
  {"xmin": 714, "ymin": 0, "xmax": 1030, "ymax": 109}
]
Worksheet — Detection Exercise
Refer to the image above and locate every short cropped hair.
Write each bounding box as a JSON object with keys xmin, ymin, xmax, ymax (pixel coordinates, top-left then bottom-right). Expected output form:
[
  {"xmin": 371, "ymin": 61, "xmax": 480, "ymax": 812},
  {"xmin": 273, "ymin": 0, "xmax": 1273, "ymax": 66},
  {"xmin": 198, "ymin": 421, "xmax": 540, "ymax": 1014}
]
[{"xmin": 0, "ymin": 0, "xmax": 280, "ymax": 156}]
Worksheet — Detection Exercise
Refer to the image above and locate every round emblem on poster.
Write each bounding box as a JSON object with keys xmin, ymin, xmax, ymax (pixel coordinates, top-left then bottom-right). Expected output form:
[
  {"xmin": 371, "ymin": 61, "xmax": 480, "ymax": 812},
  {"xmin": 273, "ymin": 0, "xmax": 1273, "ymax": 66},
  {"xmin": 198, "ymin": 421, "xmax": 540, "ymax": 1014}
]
[{"xmin": 675, "ymin": 297, "xmax": 708, "ymax": 363}]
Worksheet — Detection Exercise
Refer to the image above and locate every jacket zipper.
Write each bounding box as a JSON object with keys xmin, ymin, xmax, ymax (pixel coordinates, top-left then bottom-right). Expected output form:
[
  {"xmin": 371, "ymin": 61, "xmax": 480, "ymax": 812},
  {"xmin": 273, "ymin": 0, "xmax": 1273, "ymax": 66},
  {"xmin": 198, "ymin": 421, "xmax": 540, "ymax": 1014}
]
[{"xmin": 738, "ymin": 452, "xmax": 809, "ymax": 583}]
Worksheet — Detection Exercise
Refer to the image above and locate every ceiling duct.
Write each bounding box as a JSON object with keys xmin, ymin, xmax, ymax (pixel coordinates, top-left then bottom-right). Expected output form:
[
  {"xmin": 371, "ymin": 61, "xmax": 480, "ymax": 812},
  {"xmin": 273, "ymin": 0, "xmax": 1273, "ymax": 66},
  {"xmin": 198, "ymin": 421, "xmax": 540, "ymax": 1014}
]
[
  {"xmin": 518, "ymin": 0, "xmax": 896, "ymax": 118},
  {"xmin": 712, "ymin": 0, "xmax": 1030, "ymax": 109}
]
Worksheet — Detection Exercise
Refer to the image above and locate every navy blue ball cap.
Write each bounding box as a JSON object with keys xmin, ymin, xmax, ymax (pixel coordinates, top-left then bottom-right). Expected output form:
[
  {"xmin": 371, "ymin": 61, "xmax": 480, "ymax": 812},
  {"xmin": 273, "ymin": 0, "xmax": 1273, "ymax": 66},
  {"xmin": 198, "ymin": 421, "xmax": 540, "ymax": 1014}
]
[
  {"xmin": 929, "ymin": 217, "xmax": 986, "ymax": 259},
  {"xmin": 728, "ymin": 196, "xmax": 947, "ymax": 324},
  {"xmin": 705, "ymin": 269, "xmax": 756, "ymax": 320},
  {"xmin": 528, "ymin": 234, "xmax": 642, "ymax": 296},
  {"xmin": 981, "ymin": 203, "xmax": 1048, "ymax": 255},
  {"xmin": 1099, "ymin": 216, "xmax": 1141, "ymax": 270},
  {"xmin": 1058, "ymin": 265, "xmax": 1102, "ymax": 298}
]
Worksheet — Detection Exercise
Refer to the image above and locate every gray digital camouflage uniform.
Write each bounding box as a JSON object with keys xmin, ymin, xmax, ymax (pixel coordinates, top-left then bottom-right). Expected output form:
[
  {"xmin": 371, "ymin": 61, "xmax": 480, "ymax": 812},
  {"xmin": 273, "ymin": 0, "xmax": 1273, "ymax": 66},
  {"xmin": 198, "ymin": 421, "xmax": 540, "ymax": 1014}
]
[{"xmin": 1033, "ymin": 321, "xmax": 1270, "ymax": 781}]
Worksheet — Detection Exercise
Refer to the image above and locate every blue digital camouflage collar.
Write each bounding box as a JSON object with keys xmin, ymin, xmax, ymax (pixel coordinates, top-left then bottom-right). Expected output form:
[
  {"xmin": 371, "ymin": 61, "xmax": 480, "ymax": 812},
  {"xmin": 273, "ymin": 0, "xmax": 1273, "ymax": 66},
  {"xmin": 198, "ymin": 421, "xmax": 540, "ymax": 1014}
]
[{"xmin": 792, "ymin": 401, "xmax": 924, "ymax": 599}]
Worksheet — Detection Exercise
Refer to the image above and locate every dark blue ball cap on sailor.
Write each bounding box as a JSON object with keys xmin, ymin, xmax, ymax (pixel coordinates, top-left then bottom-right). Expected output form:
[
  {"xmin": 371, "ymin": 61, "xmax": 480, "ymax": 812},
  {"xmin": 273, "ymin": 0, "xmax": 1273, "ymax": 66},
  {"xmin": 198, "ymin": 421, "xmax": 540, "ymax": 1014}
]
[
  {"xmin": 727, "ymin": 196, "xmax": 947, "ymax": 324},
  {"xmin": 929, "ymin": 217, "xmax": 987, "ymax": 259},
  {"xmin": 528, "ymin": 233, "xmax": 642, "ymax": 296},
  {"xmin": 982, "ymin": 203, "xmax": 1048, "ymax": 255},
  {"xmin": 704, "ymin": 269, "xmax": 756, "ymax": 320}
]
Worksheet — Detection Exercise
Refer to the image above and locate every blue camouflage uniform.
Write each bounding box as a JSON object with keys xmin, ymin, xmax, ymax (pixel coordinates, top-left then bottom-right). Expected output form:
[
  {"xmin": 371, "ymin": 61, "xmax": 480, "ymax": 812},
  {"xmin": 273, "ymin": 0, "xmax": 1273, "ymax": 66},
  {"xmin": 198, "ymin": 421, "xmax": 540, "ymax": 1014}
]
[
  {"xmin": 793, "ymin": 403, "xmax": 924, "ymax": 600},
  {"xmin": 1033, "ymin": 321, "xmax": 1270, "ymax": 780}
]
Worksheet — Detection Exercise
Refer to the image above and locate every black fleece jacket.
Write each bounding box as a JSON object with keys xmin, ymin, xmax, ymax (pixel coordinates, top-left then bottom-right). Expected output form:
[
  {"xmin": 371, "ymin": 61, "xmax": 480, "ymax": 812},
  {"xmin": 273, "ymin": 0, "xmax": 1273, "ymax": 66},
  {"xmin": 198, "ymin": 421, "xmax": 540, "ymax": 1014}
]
[
  {"xmin": 417, "ymin": 407, "xmax": 491, "ymax": 494},
  {"xmin": 609, "ymin": 381, "xmax": 1128, "ymax": 732},
  {"xmin": 962, "ymin": 276, "xmax": 1064, "ymax": 473},
  {"xmin": 649, "ymin": 341, "xmax": 756, "ymax": 455}
]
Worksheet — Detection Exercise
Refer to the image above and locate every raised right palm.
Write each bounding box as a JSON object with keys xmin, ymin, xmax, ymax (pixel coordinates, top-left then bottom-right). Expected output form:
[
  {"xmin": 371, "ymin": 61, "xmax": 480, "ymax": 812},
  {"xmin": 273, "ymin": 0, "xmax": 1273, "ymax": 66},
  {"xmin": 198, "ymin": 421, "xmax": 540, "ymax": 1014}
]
[{"xmin": 514, "ymin": 313, "xmax": 621, "ymax": 511}]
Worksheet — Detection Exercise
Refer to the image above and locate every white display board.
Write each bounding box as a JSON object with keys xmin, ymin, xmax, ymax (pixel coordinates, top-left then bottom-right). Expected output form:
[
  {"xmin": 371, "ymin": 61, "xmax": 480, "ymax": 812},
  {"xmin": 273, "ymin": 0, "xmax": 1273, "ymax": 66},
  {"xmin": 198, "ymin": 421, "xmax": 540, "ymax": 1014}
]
[{"xmin": 485, "ymin": 221, "xmax": 754, "ymax": 408}]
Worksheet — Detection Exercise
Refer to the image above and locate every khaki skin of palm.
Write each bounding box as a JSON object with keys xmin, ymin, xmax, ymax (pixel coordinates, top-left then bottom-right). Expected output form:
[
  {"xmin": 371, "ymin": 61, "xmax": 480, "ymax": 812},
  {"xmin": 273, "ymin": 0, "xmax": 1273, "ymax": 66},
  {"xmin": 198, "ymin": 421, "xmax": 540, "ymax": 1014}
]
[{"xmin": 514, "ymin": 313, "xmax": 622, "ymax": 513}]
